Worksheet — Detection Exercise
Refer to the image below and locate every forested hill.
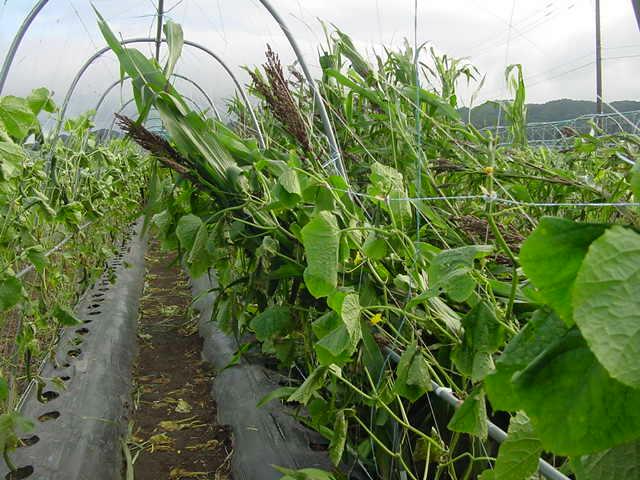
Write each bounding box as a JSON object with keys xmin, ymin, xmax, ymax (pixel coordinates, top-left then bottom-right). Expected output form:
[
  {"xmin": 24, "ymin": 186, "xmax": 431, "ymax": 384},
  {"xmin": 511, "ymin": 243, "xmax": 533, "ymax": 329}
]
[{"xmin": 460, "ymin": 99, "xmax": 640, "ymax": 128}]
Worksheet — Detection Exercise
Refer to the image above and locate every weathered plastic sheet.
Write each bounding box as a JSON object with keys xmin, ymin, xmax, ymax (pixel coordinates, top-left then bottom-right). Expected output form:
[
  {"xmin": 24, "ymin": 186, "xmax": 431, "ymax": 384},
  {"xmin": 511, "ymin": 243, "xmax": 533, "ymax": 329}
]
[
  {"xmin": 191, "ymin": 271, "xmax": 333, "ymax": 480},
  {"xmin": 0, "ymin": 220, "xmax": 147, "ymax": 480}
]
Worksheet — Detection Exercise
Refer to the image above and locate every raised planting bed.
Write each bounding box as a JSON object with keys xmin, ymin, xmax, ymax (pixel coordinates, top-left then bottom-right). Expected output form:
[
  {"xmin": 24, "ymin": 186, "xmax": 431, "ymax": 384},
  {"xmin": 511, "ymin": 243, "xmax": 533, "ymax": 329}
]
[
  {"xmin": 0, "ymin": 220, "xmax": 147, "ymax": 480},
  {"xmin": 191, "ymin": 271, "xmax": 333, "ymax": 480}
]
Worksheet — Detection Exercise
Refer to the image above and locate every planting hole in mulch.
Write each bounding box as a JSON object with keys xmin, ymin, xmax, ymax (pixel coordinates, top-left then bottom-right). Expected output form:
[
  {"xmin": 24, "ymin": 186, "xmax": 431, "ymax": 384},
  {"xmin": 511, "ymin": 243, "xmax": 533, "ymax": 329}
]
[{"xmin": 127, "ymin": 240, "xmax": 232, "ymax": 480}]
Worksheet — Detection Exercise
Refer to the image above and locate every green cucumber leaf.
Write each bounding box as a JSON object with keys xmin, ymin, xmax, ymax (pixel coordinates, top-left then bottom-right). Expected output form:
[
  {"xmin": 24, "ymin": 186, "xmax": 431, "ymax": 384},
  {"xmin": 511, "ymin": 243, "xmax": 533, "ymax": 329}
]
[
  {"xmin": 452, "ymin": 301, "xmax": 505, "ymax": 382},
  {"xmin": 573, "ymin": 226, "xmax": 640, "ymax": 388},
  {"xmin": 447, "ymin": 386, "xmax": 488, "ymax": 440},
  {"xmin": 572, "ymin": 439, "xmax": 640, "ymax": 480},
  {"xmin": 250, "ymin": 306, "xmax": 293, "ymax": 341},
  {"xmin": 479, "ymin": 412, "xmax": 542, "ymax": 480},
  {"xmin": 329, "ymin": 410, "xmax": 347, "ymax": 466},
  {"xmin": 0, "ymin": 274, "xmax": 23, "ymax": 313},
  {"xmin": 301, "ymin": 212, "xmax": 340, "ymax": 298},
  {"xmin": 519, "ymin": 217, "xmax": 607, "ymax": 325},
  {"xmin": 485, "ymin": 309, "xmax": 567, "ymax": 412},
  {"xmin": 513, "ymin": 328, "xmax": 640, "ymax": 456}
]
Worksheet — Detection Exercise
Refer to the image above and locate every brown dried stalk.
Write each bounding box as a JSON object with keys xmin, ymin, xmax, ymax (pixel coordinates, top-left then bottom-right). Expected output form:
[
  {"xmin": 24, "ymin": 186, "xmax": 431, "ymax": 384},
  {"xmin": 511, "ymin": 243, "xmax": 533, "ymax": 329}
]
[
  {"xmin": 249, "ymin": 45, "xmax": 310, "ymax": 151},
  {"xmin": 115, "ymin": 114, "xmax": 204, "ymax": 189}
]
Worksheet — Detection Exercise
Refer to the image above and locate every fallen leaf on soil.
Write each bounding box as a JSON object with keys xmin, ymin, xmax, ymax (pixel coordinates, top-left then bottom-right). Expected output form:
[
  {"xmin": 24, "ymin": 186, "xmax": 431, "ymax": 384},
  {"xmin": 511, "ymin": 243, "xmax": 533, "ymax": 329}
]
[
  {"xmin": 185, "ymin": 439, "xmax": 220, "ymax": 451},
  {"xmin": 158, "ymin": 417, "xmax": 206, "ymax": 432},
  {"xmin": 169, "ymin": 467, "xmax": 209, "ymax": 479},
  {"xmin": 148, "ymin": 433, "xmax": 174, "ymax": 452},
  {"xmin": 175, "ymin": 398, "xmax": 192, "ymax": 413}
]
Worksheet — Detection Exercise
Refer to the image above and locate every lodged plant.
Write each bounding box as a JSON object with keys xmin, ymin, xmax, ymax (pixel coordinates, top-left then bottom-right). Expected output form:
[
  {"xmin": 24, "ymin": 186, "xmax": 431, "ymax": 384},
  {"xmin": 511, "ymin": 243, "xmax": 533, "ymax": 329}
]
[{"xmin": 97, "ymin": 11, "xmax": 640, "ymax": 480}]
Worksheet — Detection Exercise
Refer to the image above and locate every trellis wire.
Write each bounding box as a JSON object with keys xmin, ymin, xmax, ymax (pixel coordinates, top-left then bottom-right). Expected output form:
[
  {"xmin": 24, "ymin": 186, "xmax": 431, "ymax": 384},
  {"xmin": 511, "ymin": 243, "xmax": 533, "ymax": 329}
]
[{"xmin": 329, "ymin": 188, "xmax": 640, "ymax": 208}]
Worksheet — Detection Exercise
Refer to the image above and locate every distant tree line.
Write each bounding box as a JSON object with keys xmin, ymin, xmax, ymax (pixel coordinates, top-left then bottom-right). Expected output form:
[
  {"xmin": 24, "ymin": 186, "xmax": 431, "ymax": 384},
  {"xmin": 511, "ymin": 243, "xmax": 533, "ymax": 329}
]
[{"xmin": 460, "ymin": 99, "xmax": 640, "ymax": 128}]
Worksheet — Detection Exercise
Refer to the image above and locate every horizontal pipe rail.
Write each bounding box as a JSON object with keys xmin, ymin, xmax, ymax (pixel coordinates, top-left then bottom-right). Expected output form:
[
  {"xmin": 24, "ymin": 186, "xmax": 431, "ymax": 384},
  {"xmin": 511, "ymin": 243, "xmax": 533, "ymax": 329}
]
[{"xmin": 384, "ymin": 348, "xmax": 570, "ymax": 480}]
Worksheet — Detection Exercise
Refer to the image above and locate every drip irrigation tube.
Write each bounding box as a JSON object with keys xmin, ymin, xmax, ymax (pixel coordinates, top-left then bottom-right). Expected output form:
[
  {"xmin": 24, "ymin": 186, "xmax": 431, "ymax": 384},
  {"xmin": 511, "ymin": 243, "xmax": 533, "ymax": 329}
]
[{"xmin": 384, "ymin": 348, "xmax": 571, "ymax": 480}]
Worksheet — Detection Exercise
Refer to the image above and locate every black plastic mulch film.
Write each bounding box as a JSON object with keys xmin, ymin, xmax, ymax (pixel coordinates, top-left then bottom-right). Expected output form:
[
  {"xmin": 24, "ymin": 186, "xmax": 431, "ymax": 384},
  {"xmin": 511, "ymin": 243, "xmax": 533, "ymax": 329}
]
[
  {"xmin": 191, "ymin": 273, "xmax": 332, "ymax": 480},
  {"xmin": 1, "ymin": 220, "xmax": 147, "ymax": 480},
  {"xmin": 2, "ymin": 220, "xmax": 332, "ymax": 480}
]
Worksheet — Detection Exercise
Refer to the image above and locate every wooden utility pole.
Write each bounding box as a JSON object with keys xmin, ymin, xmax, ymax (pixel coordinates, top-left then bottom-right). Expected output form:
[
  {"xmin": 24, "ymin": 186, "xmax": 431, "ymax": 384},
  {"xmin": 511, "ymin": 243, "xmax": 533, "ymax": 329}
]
[{"xmin": 595, "ymin": 0, "xmax": 603, "ymax": 115}]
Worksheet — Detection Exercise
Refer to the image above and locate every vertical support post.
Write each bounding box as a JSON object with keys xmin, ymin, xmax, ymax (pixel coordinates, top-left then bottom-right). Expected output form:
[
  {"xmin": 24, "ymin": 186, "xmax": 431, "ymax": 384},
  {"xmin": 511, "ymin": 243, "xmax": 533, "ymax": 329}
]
[
  {"xmin": 155, "ymin": 0, "xmax": 165, "ymax": 62},
  {"xmin": 595, "ymin": 0, "xmax": 603, "ymax": 116}
]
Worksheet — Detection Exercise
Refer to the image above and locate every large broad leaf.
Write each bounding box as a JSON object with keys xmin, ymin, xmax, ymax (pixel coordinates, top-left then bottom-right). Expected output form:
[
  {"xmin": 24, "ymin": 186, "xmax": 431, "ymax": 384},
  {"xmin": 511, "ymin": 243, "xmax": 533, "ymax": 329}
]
[
  {"xmin": 572, "ymin": 439, "xmax": 640, "ymax": 480},
  {"xmin": 250, "ymin": 306, "xmax": 293, "ymax": 341},
  {"xmin": 394, "ymin": 340, "xmax": 432, "ymax": 401},
  {"xmin": 26, "ymin": 87, "xmax": 56, "ymax": 114},
  {"xmin": 452, "ymin": 301, "xmax": 505, "ymax": 381},
  {"xmin": 478, "ymin": 412, "xmax": 542, "ymax": 480},
  {"xmin": 519, "ymin": 217, "xmax": 607, "ymax": 325},
  {"xmin": 301, "ymin": 212, "xmax": 340, "ymax": 298},
  {"xmin": 186, "ymin": 221, "xmax": 211, "ymax": 278},
  {"xmin": 362, "ymin": 232, "xmax": 387, "ymax": 260},
  {"xmin": 176, "ymin": 214, "xmax": 202, "ymax": 253},
  {"xmin": 274, "ymin": 467, "xmax": 336, "ymax": 480},
  {"xmin": 53, "ymin": 305, "xmax": 81, "ymax": 326},
  {"xmin": 288, "ymin": 366, "xmax": 327, "ymax": 405},
  {"xmin": 0, "ymin": 274, "xmax": 23, "ymax": 313},
  {"xmin": 513, "ymin": 328, "xmax": 640, "ymax": 456},
  {"xmin": 631, "ymin": 162, "xmax": 640, "ymax": 202},
  {"xmin": 26, "ymin": 246, "xmax": 46, "ymax": 273},
  {"xmin": 0, "ymin": 96, "xmax": 37, "ymax": 142},
  {"xmin": 0, "ymin": 141, "xmax": 26, "ymax": 180},
  {"xmin": 573, "ymin": 226, "xmax": 640, "ymax": 388},
  {"xmin": 447, "ymin": 386, "xmax": 488, "ymax": 440},
  {"xmin": 367, "ymin": 162, "xmax": 412, "ymax": 227},
  {"xmin": 328, "ymin": 291, "xmax": 361, "ymax": 344},
  {"xmin": 428, "ymin": 245, "xmax": 493, "ymax": 303},
  {"xmin": 485, "ymin": 309, "xmax": 567, "ymax": 412},
  {"xmin": 0, "ymin": 377, "xmax": 8, "ymax": 402}
]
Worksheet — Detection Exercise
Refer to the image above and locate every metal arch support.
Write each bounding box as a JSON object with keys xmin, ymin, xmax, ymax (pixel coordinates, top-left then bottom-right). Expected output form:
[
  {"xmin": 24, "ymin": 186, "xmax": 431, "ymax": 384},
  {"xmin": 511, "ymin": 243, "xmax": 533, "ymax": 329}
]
[
  {"xmin": 94, "ymin": 73, "xmax": 222, "ymax": 122},
  {"xmin": 0, "ymin": 0, "xmax": 49, "ymax": 95},
  {"xmin": 2, "ymin": 1, "xmax": 340, "ymax": 170},
  {"xmin": 53, "ymin": 37, "xmax": 264, "ymax": 148},
  {"xmin": 181, "ymin": 39, "xmax": 263, "ymax": 147},
  {"xmin": 172, "ymin": 73, "xmax": 221, "ymax": 120},
  {"xmin": 256, "ymin": 0, "xmax": 347, "ymax": 179}
]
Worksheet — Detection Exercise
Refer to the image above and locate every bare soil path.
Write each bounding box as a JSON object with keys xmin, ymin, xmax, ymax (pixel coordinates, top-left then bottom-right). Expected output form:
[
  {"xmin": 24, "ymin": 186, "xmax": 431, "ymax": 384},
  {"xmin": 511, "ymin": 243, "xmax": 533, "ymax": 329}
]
[{"xmin": 128, "ymin": 240, "xmax": 232, "ymax": 480}]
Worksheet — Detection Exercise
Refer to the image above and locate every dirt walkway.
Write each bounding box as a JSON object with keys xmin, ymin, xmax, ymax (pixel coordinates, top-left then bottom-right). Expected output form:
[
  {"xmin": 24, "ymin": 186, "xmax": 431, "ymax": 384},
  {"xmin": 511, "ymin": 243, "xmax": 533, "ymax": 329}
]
[{"xmin": 127, "ymin": 240, "xmax": 232, "ymax": 480}]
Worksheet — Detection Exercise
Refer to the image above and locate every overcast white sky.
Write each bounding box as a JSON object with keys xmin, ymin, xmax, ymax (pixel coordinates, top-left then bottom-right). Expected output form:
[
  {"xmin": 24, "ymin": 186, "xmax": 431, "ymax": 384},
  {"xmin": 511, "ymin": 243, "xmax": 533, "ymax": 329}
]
[{"xmin": 0, "ymin": 0, "xmax": 638, "ymax": 127}]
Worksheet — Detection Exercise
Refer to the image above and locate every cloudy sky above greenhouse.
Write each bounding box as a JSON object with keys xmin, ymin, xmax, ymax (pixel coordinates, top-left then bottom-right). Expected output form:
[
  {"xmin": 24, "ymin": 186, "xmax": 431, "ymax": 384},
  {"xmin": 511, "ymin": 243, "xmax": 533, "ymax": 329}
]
[{"xmin": 0, "ymin": 0, "xmax": 638, "ymax": 127}]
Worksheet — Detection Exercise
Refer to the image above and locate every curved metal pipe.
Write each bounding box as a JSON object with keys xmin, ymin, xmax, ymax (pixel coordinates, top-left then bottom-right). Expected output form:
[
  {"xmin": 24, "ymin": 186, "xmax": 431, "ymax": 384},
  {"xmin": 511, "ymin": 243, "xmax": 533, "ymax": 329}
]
[
  {"xmin": 2, "ymin": 0, "xmax": 343, "ymax": 176},
  {"xmin": 256, "ymin": 0, "xmax": 347, "ymax": 179},
  {"xmin": 0, "ymin": 0, "xmax": 49, "ymax": 94},
  {"xmin": 94, "ymin": 73, "xmax": 221, "ymax": 122},
  {"xmin": 53, "ymin": 37, "xmax": 264, "ymax": 148}
]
